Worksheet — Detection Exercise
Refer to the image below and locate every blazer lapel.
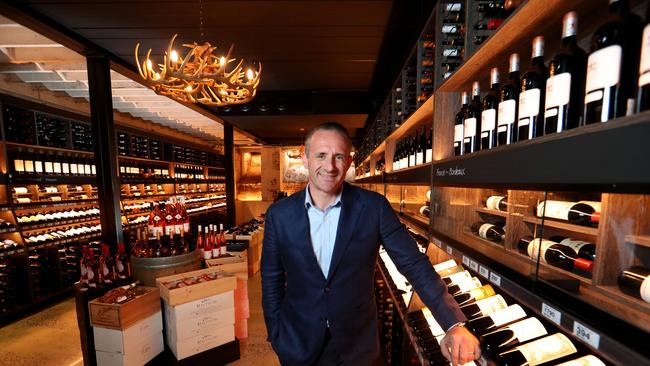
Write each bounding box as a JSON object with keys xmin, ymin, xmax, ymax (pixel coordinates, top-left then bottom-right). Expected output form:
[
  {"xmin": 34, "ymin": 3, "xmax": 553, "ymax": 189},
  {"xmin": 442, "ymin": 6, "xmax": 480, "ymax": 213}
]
[
  {"xmin": 294, "ymin": 189, "xmax": 326, "ymax": 280},
  {"xmin": 326, "ymin": 183, "xmax": 364, "ymax": 282}
]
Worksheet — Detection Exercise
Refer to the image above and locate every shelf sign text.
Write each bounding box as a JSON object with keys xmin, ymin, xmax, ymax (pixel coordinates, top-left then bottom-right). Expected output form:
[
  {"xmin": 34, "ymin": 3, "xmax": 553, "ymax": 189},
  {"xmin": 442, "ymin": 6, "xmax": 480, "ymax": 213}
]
[
  {"xmin": 542, "ymin": 303, "xmax": 562, "ymax": 325},
  {"xmin": 573, "ymin": 321, "xmax": 600, "ymax": 349},
  {"xmin": 489, "ymin": 272, "xmax": 501, "ymax": 286},
  {"xmin": 479, "ymin": 266, "xmax": 489, "ymax": 278},
  {"xmin": 462, "ymin": 256, "xmax": 471, "ymax": 266},
  {"xmin": 435, "ymin": 167, "xmax": 466, "ymax": 177},
  {"xmin": 446, "ymin": 245, "xmax": 453, "ymax": 255},
  {"xmin": 469, "ymin": 260, "xmax": 479, "ymax": 272}
]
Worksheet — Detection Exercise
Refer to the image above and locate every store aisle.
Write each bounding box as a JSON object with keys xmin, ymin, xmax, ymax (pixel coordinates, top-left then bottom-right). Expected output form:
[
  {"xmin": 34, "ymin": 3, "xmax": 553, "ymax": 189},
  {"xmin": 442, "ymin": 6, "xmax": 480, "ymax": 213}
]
[{"xmin": 0, "ymin": 273, "xmax": 279, "ymax": 366}]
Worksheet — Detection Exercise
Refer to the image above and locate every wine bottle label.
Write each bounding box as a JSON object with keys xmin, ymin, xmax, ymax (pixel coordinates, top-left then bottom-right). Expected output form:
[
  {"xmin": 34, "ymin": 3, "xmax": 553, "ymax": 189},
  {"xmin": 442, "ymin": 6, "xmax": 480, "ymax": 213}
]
[
  {"xmin": 221, "ymin": 246, "xmax": 227, "ymax": 255},
  {"xmin": 508, "ymin": 317, "xmax": 547, "ymax": 343},
  {"xmin": 512, "ymin": 333, "xmax": 577, "ymax": 366},
  {"xmin": 116, "ymin": 260, "xmax": 124, "ymax": 273},
  {"xmin": 457, "ymin": 277, "xmax": 482, "ymax": 293},
  {"xmin": 409, "ymin": 154, "xmax": 416, "ymax": 166},
  {"xmin": 416, "ymin": 152, "xmax": 424, "ymax": 165},
  {"xmin": 585, "ymin": 45, "xmax": 622, "ymax": 97},
  {"xmin": 518, "ymin": 88, "xmax": 541, "ymax": 118},
  {"xmin": 474, "ymin": 295, "xmax": 507, "ymax": 315},
  {"xmin": 641, "ymin": 275, "xmax": 650, "ymax": 303},
  {"xmin": 14, "ymin": 159, "xmax": 25, "ymax": 172},
  {"xmin": 445, "ymin": 271, "xmax": 472, "ymax": 285},
  {"xmin": 464, "ymin": 118, "xmax": 477, "ymax": 138},
  {"xmin": 555, "ymin": 355, "xmax": 606, "ymax": 366},
  {"xmin": 640, "ymin": 24, "xmax": 650, "ymax": 87},
  {"xmin": 25, "ymin": 160, "xmax": 34, "ymax": 172},
  {"xmin": 486, "ymin": 196, "xmax": 505, "ymax": 211},
  {"xmin": 558, "ymin": 238, "xmax": 591, "ymax": 252},
  {"xmin": 545, "ymin": 73, "xmax": 572, "ymax": 109},
  {"xmin": 478, "ymin": 224, "xmax": 496, "ymax": 239},
  {"xmin": 426, "ymin": 148, "xmax": 432, "ymax": 163},
  {"xmin": 34, "ymin": 161, "xmax": 43, "ymax": 173},
  {"xmin": 537, "ymin": 200, "xmax": 573, "ymax": 220},
  {"xmin": 433, "ymin": 259, "xmax": 458, "ymax": 273},
  {"xmin": 527, "ymin": 238, "xmax": 555, "ymax": 263},
  {"xmin": 488, "ymin": 304, "xmax": 526, "ymax": 327},
  {"xmin": 445, "ymin": 3, "xmax": 461, "ymax": 11},
  {"xmin": 468, "ymin": 285, "xmax": 495, "ymax": 301},
  {"xmin": 62, "ymin": 163, "xmax": 70, "ymax": 174},
  {"xmin": 454, "ymin": 124, "xmax": 464, "ymax": 143},
  {"xmin": 44, "ymin": 162, "xmax": 54, "ymax": 174},
  {"xmin": 498, "ymin": 99, "xmax": 516, "ymax": 126},
  {"xmin": 481, "ymin": 109, "xmax": 496, "ymax": 134}
]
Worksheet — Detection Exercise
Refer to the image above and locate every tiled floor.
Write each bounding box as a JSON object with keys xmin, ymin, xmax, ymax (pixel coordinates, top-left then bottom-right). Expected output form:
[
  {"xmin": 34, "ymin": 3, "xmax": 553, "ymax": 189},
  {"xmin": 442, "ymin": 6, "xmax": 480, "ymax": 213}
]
[{"xmin": 0, "ymin": 273, "xmax": 279, "ymax": 366}]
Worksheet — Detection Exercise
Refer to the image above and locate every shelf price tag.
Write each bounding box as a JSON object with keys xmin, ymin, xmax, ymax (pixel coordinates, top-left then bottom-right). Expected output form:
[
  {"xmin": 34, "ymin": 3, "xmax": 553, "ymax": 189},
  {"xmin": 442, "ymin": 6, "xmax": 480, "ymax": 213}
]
[
  {"xmin": 469, "ymin": 260, "xmax": 479, "ymax": 272},
  {"xmin": 573, "ymin": 321, "xmax": 600, "ymax": 349},
  {"xmin": 462, "ymin": 256, "xmax": 470, "ymax": 266},
  {"xmin": 446, "ymin": 245, "xmax": 453, "ymax": 256},
  {"xmin": 479, "ymin": 266, "xmax": 489, "ymax": 278},
  {"xmin": 431, "ymin": 238, "xmax": 442, "ymax": 248},
  {"xmin": 541, "ymin": 303, "xmax": 562, "ymax": 325},
  {"xmin": 489, "ymin": 272, "xmax": 501, "ymax": 286}
]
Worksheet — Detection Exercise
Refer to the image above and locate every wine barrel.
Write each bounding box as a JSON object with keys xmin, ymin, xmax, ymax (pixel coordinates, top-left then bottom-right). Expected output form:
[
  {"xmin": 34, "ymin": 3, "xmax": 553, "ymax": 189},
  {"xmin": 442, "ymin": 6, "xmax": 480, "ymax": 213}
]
[{"xmin": 130, "ymin": 250, "xmax": 202, "ymax": 287}]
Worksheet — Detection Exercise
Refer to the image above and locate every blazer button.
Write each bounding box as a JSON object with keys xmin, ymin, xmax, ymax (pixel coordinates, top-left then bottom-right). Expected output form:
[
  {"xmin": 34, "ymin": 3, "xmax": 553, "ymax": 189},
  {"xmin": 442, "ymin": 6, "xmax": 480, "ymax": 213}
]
[{"xmin": 324, "ymin": 286, "xmax": 331, "ymax": 292}]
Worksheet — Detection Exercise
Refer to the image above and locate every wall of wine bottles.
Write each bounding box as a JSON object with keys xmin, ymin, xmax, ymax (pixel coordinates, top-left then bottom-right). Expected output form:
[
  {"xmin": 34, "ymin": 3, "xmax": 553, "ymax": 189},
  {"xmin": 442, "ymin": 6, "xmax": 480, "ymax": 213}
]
[
  {"xmin": 356, "ymin": 0, "xmax": 650, "ymax": 364},
  {"xmin": 0, "ymin": 94, "xmax": 230, "ymax": 322}
]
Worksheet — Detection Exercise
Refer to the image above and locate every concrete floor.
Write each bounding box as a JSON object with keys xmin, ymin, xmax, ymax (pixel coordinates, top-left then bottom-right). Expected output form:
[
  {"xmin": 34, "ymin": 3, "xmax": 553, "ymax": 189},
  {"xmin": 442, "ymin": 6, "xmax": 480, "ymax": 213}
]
[{"xmin": 0, "ymin": 273, "xmax": 280, "ymax": 366}]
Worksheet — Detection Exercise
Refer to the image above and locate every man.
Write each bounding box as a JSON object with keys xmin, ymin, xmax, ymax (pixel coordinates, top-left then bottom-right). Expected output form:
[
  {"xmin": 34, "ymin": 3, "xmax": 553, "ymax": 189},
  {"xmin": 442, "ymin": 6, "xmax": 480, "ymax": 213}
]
[{"xmin": 261, "ymin": 122, "xmax": 480, "ymax": 366}]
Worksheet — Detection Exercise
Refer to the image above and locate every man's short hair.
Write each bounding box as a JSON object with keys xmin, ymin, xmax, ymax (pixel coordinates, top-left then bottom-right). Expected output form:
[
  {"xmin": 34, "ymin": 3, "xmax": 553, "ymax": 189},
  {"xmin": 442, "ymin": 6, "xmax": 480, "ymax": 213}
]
[{"xmin": 304, "ymin": 122, "xmax": 352, "ymax": 155}]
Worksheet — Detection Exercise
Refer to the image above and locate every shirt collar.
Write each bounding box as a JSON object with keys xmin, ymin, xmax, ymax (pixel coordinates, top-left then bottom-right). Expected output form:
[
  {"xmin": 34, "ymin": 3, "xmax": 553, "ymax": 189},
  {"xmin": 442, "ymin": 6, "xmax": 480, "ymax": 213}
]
[{"xmin": 304, "ymin": 184, "xmax": 343, "ymax": 210}]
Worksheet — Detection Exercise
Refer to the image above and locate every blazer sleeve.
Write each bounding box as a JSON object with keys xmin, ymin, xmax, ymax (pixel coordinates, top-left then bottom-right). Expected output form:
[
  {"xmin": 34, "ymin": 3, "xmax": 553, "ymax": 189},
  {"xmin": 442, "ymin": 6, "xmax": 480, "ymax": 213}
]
[
  {"xmin": 378, "ymin": 195, "xmax": 467, "ymax": 331},
  {"xmin": 260, "ymin": 207, "xmax": 286, "ymax": 341}
]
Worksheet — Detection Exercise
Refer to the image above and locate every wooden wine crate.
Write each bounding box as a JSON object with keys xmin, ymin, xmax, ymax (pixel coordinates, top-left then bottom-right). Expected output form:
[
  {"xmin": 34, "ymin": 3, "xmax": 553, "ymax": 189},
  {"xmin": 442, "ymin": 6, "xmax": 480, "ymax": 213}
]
[
  {"xmin": 88, "ymin": 286, "xmax": 160, "ymax": 330},
  {"xmin": 156, "ymin": 267, "xmax": 237, "ymax": 306}
]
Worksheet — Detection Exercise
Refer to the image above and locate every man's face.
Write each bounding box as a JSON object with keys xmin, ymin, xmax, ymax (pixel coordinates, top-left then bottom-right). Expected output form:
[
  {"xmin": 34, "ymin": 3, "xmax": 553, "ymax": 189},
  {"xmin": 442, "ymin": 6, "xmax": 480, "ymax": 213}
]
[{"xmin": 302, "ymin": 130, "xmax": 352, "ymax": 197}]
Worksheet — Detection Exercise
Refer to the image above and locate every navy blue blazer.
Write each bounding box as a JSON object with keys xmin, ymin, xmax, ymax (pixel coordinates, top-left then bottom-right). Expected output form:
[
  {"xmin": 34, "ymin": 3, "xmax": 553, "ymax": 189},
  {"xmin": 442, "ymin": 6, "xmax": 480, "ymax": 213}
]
[{"xmin": 261, "ymin": 183, "xmax": 466, "ymax": 365}]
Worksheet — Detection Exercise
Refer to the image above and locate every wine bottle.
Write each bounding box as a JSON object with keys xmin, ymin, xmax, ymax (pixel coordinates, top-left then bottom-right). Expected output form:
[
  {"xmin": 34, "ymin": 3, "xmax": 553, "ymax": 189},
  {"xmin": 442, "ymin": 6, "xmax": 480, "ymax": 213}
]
[
  {"xmin": 481, "ymin": 68, "xmax": 500, "ymax": 150},
  {"xmin": 203, "ymin": 226, "xmax": 212, "ymax": 259},
  {"xmin": 425, "ymin": 127, "xmax": 433, "ymax": 163},
  {"xmin": 471, "ymin": 222, "xmax": 505, "ymax": 243},
  {"xmin": 467, "ymin": 304, "xmax": 526, "ymax": 336},
  {"xmin": 433, "ymin": 259, "xmax": 458, "ymax": 273},
  {"xmin": 536, "ymin": 200, "xmax": 600, "ymax": 227},
  {"xmin": 419, "ymin": 205, "xmax": 431, "ymax": 218},
  {"xmin": 460, "ymin": 294, "xmax": 508, "ymax": 319},
  {"xmin": 416, "ymin": 127, "xmax": 426, "ymax": 166},
  {"xmin": 519, "ymin": 236, "xmax": 594, "ymax": 273},
  {"xmin": 99, "ymin": 244, "xmax": 115, "ymax": 284},
  {"xmin": 442, "ymin": 270, "xmax": 472, "ymax": 286},
  {"xmin": 463, "ymin": 81, "xmax": 482, "ymax": 154},
  {"xmin": 219, "ymin": 223, "xmax": 227, "ymax": 256},
  {"xmin": 447, "ymin": 276, "xmax": 482, "ymax": 296},
  {"xmin": 455, "ymin": 91, "xmax": 470, "ymax": 156},
  {"xmin": 494, "ymin": 333, "xmax": 578, "ymax": 366},
  {"xmin": 548, "ymin": 236, "xmax": 596, "ymax": 262},
  {"xmin": 638, "ymin": 5, "xmax": 650, "ymax": 112},
  {"xmin": 480, "ymin": 317, "xmax": 548, "ymax": 358},
  {"xmin": 618, "ymin": 266, "xmax": 650, "ymax": 304},
  {"xmin": 544, "ymin": 12, "xmax": 587, "ymax": 135},
  {"xmin": 517, "ymin": 36, "xmax": 547, "ymax": 142},
  {"xmin": 485, "ymin": 195, "xmax": 508, "ymax": 211},
  {"xmin": 453, "ymin": 284, "xmax": 496, "ymax": 307},
  {"xmin": 498, "ymin": 53, "xmax": 520, "ymax": 145},
  {"xmin": 554, "ymin": 355, "xmax": 607, "ymax": 366},
  {"xmin": 114, "ymin": 241, "xmax": 131, "ymax": 280},
  {"xmin": 584, "ymin": 0, "xmax": 643, "ymax": 123}
]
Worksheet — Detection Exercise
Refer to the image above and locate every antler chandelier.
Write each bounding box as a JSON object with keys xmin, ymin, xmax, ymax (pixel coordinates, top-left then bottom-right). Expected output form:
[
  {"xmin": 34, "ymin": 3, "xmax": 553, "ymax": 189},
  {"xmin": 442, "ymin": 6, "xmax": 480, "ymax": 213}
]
[{"xmin": 135, "ymin": 34, "xmax": 261, "ymax": 106}]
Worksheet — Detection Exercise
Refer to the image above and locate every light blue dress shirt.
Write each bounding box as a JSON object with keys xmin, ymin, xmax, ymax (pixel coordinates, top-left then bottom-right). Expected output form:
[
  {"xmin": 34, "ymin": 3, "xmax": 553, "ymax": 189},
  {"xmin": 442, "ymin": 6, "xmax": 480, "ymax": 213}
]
[{"xmin": 304, "ymin": 185, "xmax": 343, "ymax": 278}]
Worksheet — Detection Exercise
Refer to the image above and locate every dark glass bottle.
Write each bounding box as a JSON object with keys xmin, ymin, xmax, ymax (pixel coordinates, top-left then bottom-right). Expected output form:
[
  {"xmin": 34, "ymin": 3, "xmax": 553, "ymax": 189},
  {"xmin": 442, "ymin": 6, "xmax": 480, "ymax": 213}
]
[
  {"xmin": 517, "ymin": 36, "xmax": 547, "ymax": 142},
  {"xmin": 493, "ymin": 333, "xmax": 578, "ymax": 366},
  {"xmin": 548, "ymin": 236, "xmax": 596, "ymax": 262},
  {"xmin": 497, "ymin": 53, "xmax": 520, "ymax": 145},
  {"xmin": 463, "ymin": 81, "xmax": 482, "ymax": 154},
  {"xmin": 471, "ymin": 222, "xmax": 505, "ymax": 243},
  {"xmin": 454, "ymin": 91, "xmax": 469, "ymax": 156},
  {"xmin": 544, "ymin": 11, "xmax": 587, "ymax": 134},
  {"xmin": 480, "ymin": 317, "xmax": 548, "ymax": 358},
  {"xmin": 466, "ymin": 304, "xmax": 527, "ymax": 336},
  {"xmin": 584, "ymin": 0, "xmax": 643, "ymax": 123},
  {"xmin": 637, "ymin": 4, "xmax": 650, "ymax": 112},
  {"xmin": 481, "ymin": 68, "xmax": 500, "ymax": 150},
  {"xmin": 459, "ymin": 294, "xmax": 507, "ymax": 320},
  {"xmin": 618, "ymin": 266, "xmax": 650, "ymax": 303},
  {"xmin": 518, "ymin": 236, "xmax": 593, "ymax": 273}
]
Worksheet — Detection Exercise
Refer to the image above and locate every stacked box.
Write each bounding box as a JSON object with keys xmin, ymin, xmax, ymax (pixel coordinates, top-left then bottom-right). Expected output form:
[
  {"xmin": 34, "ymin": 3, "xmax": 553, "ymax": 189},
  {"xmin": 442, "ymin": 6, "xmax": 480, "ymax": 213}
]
[
  {"xmin": 89, "ymin": 287, "xmax": 163, "ymax": 366},
  {"xmin": 206, "ymin": 258, "xmax": 250, "ymax": 339},
  {"xmin": 157, "ymin": 267, "xmax": 238, "ymax": 361}
]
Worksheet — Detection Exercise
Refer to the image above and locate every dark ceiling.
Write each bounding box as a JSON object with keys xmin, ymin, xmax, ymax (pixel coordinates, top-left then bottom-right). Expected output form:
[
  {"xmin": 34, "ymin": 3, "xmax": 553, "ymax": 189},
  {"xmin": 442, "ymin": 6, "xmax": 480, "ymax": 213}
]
[{"xmin": 3, "ymin": 0, "xmax": 434, "ymax": 146}]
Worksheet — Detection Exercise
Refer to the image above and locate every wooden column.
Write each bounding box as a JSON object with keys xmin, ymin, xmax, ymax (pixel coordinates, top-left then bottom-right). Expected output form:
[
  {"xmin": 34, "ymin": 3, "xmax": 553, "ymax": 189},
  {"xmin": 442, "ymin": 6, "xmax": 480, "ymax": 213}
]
[
  {"xmin": 86, "ymin": 54, "xmax": 123, "ymax": 250},
  {"xmin": 224, "ymin": 123, "xmax": 236, "ymax": 226}
]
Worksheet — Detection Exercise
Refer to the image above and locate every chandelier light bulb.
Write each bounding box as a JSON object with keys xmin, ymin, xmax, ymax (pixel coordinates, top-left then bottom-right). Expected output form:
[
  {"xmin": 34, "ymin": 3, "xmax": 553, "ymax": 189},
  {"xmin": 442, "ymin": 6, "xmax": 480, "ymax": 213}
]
[
  {"xmin": 146, "ymin": 59, "xmax": 153, "ymax": 71},
  {"xmin": 246, "ymin": 68, "xmax": 254, "ymax": 81},
  {"xmin": 220, "ymin": 56, "xmax": 226, "ymax": 66},
  {"xmin": 170, "ymin": 50, "xmax": 179, "ymax": 63}
]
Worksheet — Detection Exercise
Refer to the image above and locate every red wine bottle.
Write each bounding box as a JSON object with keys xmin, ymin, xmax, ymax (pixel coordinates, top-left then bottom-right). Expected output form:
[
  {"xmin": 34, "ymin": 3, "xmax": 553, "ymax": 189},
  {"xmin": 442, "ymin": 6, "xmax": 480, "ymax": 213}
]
[
  {"xmin": 584, "ymin": 0, "xmax": 643, "ymax": 123},
  {"xmin": 536, "ymin": 200, "xmax": 600, "ymax": 227},
  {"xmin": 463, "ymin": 81, "xmax": 482, "ymax": 154},
  {"xmin": 485, "ymin": 195, "xmax": 508, "ymax": 211},
  {"xmin": 519, "ymin": 236, "xmax": 594, "ymax": 273},
  {"xmin": 460, "ymin": 294, "xmax": 507, "ymax": 319},
  {"xmin": 481, "ymin": 68, "xmax": 500, "ymax": 150},
  {"xmin": 544, "ymin": 11, "xmax": 587, "ymax": 134},
  {"xmin": 471, "ymin": 222, "xmax": 505, "ymax": 243},
  {"xmin": 466, "ymin": 304, "xmax": 527, "ymax": 336},
  {"xmin": 548, "ymin": 236, "xmax": 596, "ymax": 262},
  {"xmin": 517, "ymin": 36, "xmax": 547, "ymax": 142},
  {"xmin": 494, "ymin": 333, "xmax": 578, "ymax": 366},
  {"xmin": 455, "ymin": 91, "xmax": 470, "ymax": 156},
  {"xmin": 480, "ymin": 317, "xmax": 548, "ymax": 357},
  {"xmin": 618, "ymin": 266, "xmax": 650, "ymax": 304},
  {"xmin": 497, "ymin": 53, "xmax": 520, "ymax": 146},
  {"xmin": 638, "ymin": 4, "xmax": 650, "ymax": 112}
]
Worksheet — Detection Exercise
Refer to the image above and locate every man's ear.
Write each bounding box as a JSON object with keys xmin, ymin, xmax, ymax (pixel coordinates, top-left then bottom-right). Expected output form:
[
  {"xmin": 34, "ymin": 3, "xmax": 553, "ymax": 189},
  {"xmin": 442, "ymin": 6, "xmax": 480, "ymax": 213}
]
[{"xmin": 302, "ymin": 150, "xmax": 308, "ymax": 168}]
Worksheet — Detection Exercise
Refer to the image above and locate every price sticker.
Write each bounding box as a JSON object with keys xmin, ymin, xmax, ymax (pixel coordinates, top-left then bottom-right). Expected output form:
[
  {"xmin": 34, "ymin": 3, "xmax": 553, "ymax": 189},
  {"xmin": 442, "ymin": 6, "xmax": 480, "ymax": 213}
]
[
  {"xmin": 462, "ymin": 256, "xmax": 471, "ymax": 266},
  {"xmin": 469, "ymin": 260, "xmax": 479, "ymax": 272},
  {"xmin": 573, "ymin": 321, "xmax": 600, "ymax": 349},
  {"xmin": 541, "ymin": 303, "xmax": 562, "ymax": 325},
  {"xmin": 446, "ymin": 246, "xmax": 453, "ymax": 255},
  {"xmin": 489, "ymin": 272, "xmax": 501, "ymax": 286},
  {"xmin": 432, "ymin": 238, "xmax": 442, "ymax": 248},
  {"xmin": 479, "ymin": 266, "xmax": 489, "ymax": 278}
]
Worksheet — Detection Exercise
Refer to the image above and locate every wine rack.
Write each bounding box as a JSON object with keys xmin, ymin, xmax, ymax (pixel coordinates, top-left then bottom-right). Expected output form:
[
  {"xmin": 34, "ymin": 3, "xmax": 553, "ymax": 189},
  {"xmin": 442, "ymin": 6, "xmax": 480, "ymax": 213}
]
[{"xmin": 355, "ymin": 0, "xmax": 650, "ymax": 364}]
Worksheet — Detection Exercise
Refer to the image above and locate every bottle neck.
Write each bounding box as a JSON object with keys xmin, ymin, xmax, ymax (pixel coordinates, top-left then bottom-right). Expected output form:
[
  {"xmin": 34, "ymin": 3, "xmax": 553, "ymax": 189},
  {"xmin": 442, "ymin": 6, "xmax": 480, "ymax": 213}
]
[
  {"xmin": 560, "ymin": 34, "xmax": 576, "ymax": 48},
  {"xmin": 531, "ymin": 55, "xmax": 544, "ymax": 67}
]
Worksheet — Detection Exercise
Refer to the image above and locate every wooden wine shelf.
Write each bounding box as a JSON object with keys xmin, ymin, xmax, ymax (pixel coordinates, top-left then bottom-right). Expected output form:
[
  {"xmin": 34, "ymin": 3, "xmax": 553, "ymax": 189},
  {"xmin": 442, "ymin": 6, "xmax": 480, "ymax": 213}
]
[
  {"xmin": 10, "ymin": 175, "xmax": 97, "ymax": 185},
  {"xmin": 26, "ymin": 233, "xmax": 101, "ymax": 249},
  {"xmin": 0, "ymin": 227, "xmax": 16, "ymax": 234},
  {"xmin": 522, "ymin": 216, "xmax": 599, "ymax": 237},
  {"xmin": 353, "ymin": 174, "xmax": 383, "ymax": 184},
  {"xmin": 20, "ymin": 218, "xmax": 100, "ymax": 232},
  {"xmin": 12, "ymin": 198, "xmax": 97, "ymax": 210},
  {"xmin": 0, "ymin": 247, "xmax": 25, "ymax": 258},
  {"xmin": 384, "ymin": 163, "xmax": 431, "ymax": 185},
  {"xmin": 475, "ymin": 207, "xmax": 508, "ymax": 218},
  {"xmin": 4, "ymin": 141, "xmax": 94, "ymax": 155},
  {"xmin": 625, "ymin": 235, "xmax": 650, "ymax": 248}
]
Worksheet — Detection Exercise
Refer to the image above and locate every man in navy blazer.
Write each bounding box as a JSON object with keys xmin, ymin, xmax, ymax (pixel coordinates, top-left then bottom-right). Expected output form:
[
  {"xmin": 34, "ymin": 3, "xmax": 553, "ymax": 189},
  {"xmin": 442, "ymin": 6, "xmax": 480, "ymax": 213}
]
[{"xmin": 262, "ymin": 122, "xmax": 480, "ymax": 366}]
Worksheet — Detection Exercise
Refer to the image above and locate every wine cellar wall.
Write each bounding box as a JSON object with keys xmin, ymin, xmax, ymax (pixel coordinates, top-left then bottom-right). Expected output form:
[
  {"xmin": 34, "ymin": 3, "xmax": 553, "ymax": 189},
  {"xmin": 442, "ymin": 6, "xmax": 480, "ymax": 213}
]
[
  {"xmin": 356, "ymin": 0, "xmax": 650, "ymax": 365},
  {"xmin": 0, "ymin": 93, "xmax": 229, "ymax": 322}
]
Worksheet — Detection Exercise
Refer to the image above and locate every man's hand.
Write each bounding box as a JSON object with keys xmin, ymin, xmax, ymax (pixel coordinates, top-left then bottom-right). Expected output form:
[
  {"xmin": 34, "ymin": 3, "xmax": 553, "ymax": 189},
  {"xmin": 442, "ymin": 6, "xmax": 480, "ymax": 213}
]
[{"xmin": 440, "ymin": 324, "xmax": 481, "ymax": 366}]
